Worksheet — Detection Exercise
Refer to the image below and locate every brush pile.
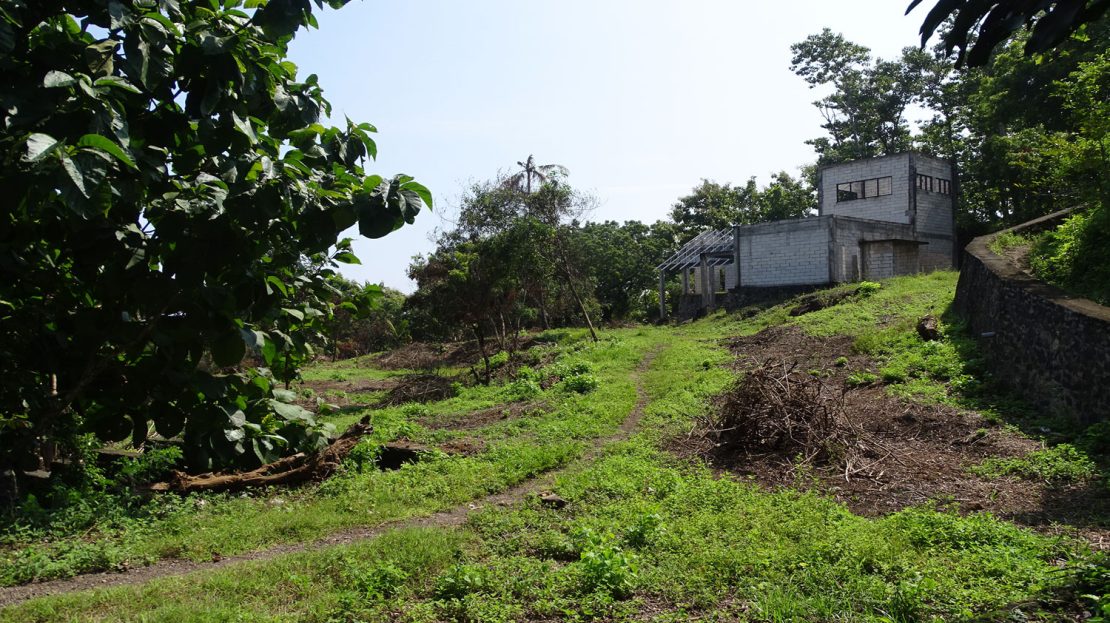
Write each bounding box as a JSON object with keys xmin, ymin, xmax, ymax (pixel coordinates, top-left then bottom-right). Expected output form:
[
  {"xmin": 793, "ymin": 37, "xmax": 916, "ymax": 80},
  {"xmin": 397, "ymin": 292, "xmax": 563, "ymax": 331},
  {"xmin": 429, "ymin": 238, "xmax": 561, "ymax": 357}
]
[
  {"xmin": 379, "ymin": 373, "xmax": 457, "ymax": 406},
  {"xmin": 695, "ymin": 360, "xmax": 881, "ymax": 475}
]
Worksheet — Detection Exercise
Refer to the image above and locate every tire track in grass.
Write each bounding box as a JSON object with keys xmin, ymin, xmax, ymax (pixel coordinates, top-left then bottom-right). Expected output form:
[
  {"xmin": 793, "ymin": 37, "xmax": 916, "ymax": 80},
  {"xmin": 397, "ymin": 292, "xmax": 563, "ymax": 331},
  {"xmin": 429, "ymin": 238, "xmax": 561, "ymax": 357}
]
[{"xmin": 0, "ymin": 346, "xmax": 664, "ymax": 608}]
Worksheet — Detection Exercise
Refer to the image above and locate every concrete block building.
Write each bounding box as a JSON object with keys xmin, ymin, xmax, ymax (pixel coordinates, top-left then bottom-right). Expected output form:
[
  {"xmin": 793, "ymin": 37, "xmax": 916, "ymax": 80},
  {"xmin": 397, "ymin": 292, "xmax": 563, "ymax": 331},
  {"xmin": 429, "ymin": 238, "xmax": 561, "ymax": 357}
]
[{"xmin": 658, "ymin": 152, "xmax": 957, "ymax": 317}]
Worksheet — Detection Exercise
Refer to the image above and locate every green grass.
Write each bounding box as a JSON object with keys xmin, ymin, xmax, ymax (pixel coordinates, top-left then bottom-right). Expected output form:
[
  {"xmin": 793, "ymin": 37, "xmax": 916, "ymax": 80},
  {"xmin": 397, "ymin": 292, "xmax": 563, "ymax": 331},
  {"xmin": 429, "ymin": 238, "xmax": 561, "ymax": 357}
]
[
  {"xmin": 3, "ymin": 273, "xmax": 1105, "ymax": 621},
  {"xmin": 988, "ymin": 230, "xmax": 1031, "ymax": 255},
  {"xmin": 0, "ymin": 336, "xmax": 650, "ymax": 587},
  {"xmin": 2, "ymin": 313, "xmax": 1085, "ymax": 622}
]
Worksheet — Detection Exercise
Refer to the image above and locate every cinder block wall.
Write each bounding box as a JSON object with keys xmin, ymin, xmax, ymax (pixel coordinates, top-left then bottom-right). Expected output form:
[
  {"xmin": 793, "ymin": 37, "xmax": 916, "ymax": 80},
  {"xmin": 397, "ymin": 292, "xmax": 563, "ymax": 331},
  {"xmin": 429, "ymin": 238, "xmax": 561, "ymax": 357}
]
[
  {"xmin": 819, "ymin": 153, "xmax": 911, "ymax": 224},
  {"xmin": 828, "ymin": 216, "xmax": 915, "ymax": 282},
  {"xmin": 912, "ymin": 154, "xmax": 957, "ymax": 271},
  {"xmin": 737, "ymin": 217, "xmax": 830, "ymax": 286}
]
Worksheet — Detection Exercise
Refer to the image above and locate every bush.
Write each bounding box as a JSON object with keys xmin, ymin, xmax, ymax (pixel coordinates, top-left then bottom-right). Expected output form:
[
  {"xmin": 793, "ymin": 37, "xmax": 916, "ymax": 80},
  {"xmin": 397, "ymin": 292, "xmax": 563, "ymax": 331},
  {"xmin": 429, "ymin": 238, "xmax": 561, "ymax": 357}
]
[
  {"xmin": 1029, "ymin": 207, "xmax": 1110, "ymax": 305},
  {"xmin": 577, "ymin": 533, "xmax": 637, "ymax": 598},
  {"xmin": 856, "ymin": 281, "xmax": 882, "ymax": 296},
  {"xmin": 561, "ymin": 374, "xmax": 600, "ymax": 395}
]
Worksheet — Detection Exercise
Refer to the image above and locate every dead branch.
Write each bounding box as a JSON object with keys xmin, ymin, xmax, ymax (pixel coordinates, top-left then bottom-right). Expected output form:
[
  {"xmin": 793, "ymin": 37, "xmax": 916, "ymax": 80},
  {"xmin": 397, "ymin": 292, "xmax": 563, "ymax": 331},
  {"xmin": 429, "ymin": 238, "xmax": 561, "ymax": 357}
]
[
  {"xmin": 149, "ymin": 417, "xmax": 372, "ymax": 493},
  {"xmin": 692, "ymin": 359, "xmax": 884, "ymax": 480}
]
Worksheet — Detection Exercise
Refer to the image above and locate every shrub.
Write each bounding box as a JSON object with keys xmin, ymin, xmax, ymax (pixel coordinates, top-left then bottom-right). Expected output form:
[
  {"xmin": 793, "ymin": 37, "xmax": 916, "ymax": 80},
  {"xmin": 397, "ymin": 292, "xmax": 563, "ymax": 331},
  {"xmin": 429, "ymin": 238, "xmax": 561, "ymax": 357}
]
[
  {"xmin": 561, "ymin": 374, "xmax": 600, "ymax": 394},
  {"xmin": 856, "ymin": 281, "xmax": 882, "ymax": 296},
  {"xmin": 487, "ymin": 351, "xmax": 510, "ymax": 369},
  {"xmin": 506, "ymin": 378, "xmax": 542, "ymax": 400},
  {"xmin": 1029, "ymin": 207, "xmax": 1110, "ymax": 305}
]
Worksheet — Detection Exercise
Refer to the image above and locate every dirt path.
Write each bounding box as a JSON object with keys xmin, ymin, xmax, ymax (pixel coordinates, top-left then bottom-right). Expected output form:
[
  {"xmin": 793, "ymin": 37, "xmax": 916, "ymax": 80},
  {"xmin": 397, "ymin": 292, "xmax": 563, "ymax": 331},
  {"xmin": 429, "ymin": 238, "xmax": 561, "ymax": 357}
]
[{"xmin": 0, "ymin": 347, "xmax": 663, "ymax": 608}]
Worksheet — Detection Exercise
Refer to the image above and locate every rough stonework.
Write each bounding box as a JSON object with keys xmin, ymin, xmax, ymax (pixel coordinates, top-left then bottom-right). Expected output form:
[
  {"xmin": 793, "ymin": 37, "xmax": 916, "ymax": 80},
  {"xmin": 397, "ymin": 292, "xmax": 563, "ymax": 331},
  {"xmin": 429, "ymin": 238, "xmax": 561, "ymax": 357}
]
[{"xmin": 954, "ymin": 209, "xmax": 1110, "ymax": 423}]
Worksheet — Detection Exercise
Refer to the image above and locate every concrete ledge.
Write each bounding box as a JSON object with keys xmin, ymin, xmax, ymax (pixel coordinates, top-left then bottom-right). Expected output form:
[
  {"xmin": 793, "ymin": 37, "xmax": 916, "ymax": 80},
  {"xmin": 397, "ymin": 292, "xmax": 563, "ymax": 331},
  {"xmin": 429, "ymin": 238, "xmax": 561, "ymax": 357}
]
[{"xmin": 953, "ymin": 208, "xmax": 1110, "ymax": 422}]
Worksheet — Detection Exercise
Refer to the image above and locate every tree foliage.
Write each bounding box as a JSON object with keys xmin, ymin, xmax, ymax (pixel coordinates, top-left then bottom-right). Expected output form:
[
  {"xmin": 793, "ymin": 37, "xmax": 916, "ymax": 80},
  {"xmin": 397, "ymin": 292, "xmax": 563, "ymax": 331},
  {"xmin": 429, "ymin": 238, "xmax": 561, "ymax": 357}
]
[
  {"xmin": 908, "ymin": 0, "xmax": 1110, "ymax": 67},
  {"xmin": 791, "ymin": 30, "xmax": 924, "ymax": 164},
  {"xmin": 669, "ymin": 172, "xmax": 816, "ymax": 242},
  {"xmin": 0, "ymin": 0, "xmax": 429, "ymax": 470}
]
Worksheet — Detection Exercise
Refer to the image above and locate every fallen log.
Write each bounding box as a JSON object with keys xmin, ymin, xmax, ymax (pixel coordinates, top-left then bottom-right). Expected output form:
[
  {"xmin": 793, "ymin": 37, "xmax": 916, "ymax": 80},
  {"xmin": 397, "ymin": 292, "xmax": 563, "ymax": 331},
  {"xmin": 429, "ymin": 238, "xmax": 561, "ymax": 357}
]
[{"xmin": 149, "ymin": 417, "xmax": 372, "ymax": 493}]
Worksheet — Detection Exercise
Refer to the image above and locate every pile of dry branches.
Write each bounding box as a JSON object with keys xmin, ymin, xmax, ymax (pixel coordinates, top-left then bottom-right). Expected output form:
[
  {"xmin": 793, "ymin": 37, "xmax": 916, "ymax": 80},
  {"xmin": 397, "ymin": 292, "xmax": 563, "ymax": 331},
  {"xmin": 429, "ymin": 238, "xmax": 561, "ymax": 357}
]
[
  {"xmin": 695, "ymin": 360, "xmax": 884, "ymax": 478},
  {"xmin": 379, "ymin": 374, "xmax": 457, "ymax": 406}
]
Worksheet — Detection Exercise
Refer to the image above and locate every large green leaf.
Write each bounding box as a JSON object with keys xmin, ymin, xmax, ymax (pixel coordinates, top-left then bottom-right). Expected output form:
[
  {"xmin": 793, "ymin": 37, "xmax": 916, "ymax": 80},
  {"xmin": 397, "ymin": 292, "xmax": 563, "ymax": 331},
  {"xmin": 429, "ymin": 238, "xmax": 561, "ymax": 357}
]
[
  {"xmin": 77, "ymin": 134, "xmax": 137, "ymax": 169},
  {"xmin": 24, "ymin": 133, "xmax": 62, "ymax": 162}
]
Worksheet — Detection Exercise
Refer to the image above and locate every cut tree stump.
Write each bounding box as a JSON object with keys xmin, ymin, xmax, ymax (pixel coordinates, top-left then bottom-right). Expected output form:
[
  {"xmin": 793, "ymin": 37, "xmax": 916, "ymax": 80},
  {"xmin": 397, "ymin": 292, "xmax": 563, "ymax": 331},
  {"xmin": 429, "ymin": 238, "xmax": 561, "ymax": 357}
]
[
  {"xmin": 916, "ymin": 314, "xmax": 941, "ymax": 341},
  {"xmin": 149, "ymin": 417, "xmax": 372, "ymax": 493}
]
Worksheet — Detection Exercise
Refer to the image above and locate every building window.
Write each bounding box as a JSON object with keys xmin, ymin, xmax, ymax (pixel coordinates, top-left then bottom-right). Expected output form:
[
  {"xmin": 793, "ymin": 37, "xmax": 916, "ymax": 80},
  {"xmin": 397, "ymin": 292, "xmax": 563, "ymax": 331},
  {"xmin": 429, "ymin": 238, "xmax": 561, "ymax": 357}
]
[
  {"xmin": 916, "ymin": 173, "xmax": 932, "ymax": 192},
  {"xmin": 836, "ymin": 176, "xmax": 893, "ymax": 202},
  {"xmin": 917, "ymin": 174, "xmax": 951, "ymax": 195}
]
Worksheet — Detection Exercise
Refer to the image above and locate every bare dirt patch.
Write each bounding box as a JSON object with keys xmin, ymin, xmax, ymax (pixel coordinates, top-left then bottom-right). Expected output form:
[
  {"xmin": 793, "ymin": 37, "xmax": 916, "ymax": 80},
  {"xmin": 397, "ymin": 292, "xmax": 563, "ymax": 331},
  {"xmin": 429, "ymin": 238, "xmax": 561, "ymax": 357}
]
[
  {"xmin": 678, "ymin": 326, "xmax": 1110, "ymax": 544},
  {"xmin": 420, "ymin": 402, "xmax": 547, "ymax": 431}
]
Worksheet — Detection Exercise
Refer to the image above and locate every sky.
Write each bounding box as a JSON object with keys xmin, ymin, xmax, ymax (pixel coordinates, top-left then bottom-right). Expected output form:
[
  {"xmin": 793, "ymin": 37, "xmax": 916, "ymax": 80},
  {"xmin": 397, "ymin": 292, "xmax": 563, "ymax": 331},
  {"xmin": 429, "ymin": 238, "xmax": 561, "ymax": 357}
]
[{"xmin": 288, "ymin": 0, "xmax": 930, "ymax": 292}]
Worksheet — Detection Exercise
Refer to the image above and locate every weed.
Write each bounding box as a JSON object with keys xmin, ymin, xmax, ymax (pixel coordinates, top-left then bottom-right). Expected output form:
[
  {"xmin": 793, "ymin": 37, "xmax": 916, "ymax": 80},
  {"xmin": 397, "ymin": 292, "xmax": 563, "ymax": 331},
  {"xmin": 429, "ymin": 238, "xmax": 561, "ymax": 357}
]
[
  {"xmin": 577, "ymin": 533, "xmax": 637, "ymax": 598},
  {"xmin": 846, "ymin": 371, "xmax": 878, "ymax": 387},
  {"xmin": 988, "ymin": 230, "xmax": 1030, "ymax": 255},
  {"xmin": 488, "ymin": 351, "xmax": 510, "ymax": 369},
  {"xmin": 622, "ymin": 513, "xmax": 664, "ymax": 549},
  {"xmin": 834, "ymin": 356, "xmax": 848, "ymax": 367},
  {"xmin": 346, "ymin": 559, "xmax": 409, "ymax": 600},
  {"xmin": 970, "ymin": 444, "xmax": 1097, "ymax": 483},
  {"xmin": 435, "ymin": 563, "xmax": 488, "ymax": 599}
]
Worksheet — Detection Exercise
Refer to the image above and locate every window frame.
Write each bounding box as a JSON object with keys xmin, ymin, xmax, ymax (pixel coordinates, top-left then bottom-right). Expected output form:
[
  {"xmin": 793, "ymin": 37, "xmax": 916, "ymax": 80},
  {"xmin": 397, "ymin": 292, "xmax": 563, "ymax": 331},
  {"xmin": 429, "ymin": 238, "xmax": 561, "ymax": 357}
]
[{"xmin": 835, "ymin": 175, "xmax": 893, "ymax": 203}]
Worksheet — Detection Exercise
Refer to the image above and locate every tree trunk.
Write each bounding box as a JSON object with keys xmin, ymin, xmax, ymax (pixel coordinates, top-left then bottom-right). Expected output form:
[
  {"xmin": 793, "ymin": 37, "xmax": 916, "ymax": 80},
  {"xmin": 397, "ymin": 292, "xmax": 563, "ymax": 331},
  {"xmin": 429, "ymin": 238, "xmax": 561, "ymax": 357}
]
[
  {"xmin": 149, "ymin": 417, "xmax": 373, "ymax": 493},
  {"xmin": 553, "ymin": 233, "xmax": 598, "ymax": 342},
  {"xmin": 474, "ymin": 325, "xmax": 491, "ymax": 384}
]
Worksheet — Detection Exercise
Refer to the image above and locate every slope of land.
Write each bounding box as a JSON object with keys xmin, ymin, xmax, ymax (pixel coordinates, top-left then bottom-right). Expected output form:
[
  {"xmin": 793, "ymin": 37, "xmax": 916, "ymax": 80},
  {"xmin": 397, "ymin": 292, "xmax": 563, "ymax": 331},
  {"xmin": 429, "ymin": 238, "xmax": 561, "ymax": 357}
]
[{"xmin": 3, "ymin": 271, "xmax": 1108, "ymax": 622}]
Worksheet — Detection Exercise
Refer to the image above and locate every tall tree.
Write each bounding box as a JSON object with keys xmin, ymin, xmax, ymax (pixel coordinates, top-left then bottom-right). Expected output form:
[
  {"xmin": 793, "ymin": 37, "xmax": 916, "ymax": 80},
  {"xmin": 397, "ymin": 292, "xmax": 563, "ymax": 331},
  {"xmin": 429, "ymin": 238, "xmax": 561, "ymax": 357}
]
[
  {"xmin": 505, "ymin": 155, "xmax": 569, "ymax": 194},
  {"xmin": 791, "ymin": 30, "xmax": 923, "ymax": 164},
  {"xmin": 0, "ymin": 1, "xmax": 429, "ymax": 470}
]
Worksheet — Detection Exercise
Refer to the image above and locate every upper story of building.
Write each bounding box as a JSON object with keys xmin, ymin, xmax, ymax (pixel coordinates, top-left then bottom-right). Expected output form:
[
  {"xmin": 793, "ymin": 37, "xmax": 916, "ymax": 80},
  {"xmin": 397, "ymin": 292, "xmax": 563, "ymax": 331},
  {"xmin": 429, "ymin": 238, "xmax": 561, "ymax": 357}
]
[{"xmin": 816, "ymin": 152, "xmax": 956, "ymax": 239}]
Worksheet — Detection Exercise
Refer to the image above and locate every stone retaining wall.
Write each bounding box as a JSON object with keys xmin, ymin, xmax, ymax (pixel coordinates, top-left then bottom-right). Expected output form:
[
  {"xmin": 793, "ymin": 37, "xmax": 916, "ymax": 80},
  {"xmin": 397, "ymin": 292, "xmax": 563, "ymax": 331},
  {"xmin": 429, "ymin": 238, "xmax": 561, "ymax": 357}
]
[{"xmin": 953, "ymin": 209, "xmax": 1110, "ymax": 423}]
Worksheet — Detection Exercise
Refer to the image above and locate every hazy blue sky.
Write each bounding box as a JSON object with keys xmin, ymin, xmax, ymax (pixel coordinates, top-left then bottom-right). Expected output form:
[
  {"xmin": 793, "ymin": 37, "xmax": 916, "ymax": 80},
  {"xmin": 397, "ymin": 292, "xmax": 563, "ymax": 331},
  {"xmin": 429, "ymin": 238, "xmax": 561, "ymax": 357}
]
[{"xmin": 288, "ymin": 1, "xmax": 929, "ymax": 292}]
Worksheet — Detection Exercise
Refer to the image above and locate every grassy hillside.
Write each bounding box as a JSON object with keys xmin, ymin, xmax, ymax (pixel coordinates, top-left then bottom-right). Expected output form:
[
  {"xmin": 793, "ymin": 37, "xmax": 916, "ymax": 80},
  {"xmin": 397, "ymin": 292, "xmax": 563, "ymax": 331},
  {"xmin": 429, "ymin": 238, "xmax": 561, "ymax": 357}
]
[{"xmin": 4, "ymin": 271, "xmax": 1109, "ymax": 622}]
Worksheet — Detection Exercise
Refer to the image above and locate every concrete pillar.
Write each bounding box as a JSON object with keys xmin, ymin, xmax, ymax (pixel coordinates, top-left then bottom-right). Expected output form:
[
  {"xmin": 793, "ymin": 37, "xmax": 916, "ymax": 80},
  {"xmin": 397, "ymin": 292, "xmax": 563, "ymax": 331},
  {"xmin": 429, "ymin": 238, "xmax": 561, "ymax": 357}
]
[
  {"xmin": 658, "ymin": 270, "xmax": 667, "ymax": 320},
  {"xmin": 733, "ymin": 226, "xmax": 742, "ymax": 288},
  {"xmin": 681, "ymin": 269, "xmax": 689, "ymax": 294},
  {"xmin": 700, "ymin": 254, "xmax": 710, "ymax": 310}
]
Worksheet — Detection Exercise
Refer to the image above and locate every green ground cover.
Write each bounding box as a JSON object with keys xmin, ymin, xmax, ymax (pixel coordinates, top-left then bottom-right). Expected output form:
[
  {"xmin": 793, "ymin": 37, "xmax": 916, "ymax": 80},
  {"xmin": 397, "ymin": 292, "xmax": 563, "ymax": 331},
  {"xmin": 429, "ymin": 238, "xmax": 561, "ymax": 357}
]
[
  {"xmin": 0, "ymin": 334, "xmax": 645, "ymax": 587},
  {"xmin": 3, "ymin": 272, "xmax": 1107, "ymax": 621}
]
